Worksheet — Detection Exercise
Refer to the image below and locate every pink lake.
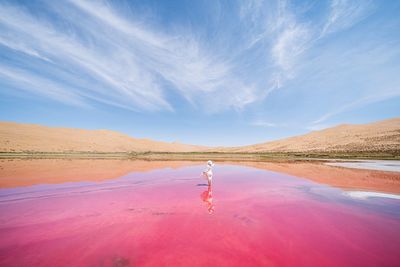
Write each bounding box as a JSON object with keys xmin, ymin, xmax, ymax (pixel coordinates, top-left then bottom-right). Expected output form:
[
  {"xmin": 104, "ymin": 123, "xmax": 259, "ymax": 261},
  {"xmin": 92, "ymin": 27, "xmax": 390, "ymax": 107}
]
[{"xmin": 0, "ymin": 163, "xmax": 399, "ymax": 267}]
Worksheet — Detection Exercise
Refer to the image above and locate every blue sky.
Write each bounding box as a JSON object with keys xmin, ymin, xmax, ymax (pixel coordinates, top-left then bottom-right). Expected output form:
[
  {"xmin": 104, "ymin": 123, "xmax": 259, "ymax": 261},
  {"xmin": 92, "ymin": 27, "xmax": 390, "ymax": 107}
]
[{"xmin": 0, "ymin": 0, "xmax": 399, "ymax": 146}]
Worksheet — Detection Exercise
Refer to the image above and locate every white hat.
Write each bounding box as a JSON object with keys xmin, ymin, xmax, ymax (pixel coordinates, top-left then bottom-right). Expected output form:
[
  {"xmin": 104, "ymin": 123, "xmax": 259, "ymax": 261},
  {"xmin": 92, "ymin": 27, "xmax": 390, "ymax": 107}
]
[{"xmin": 207, "ymin": 160, "xmax": 214, "ymax": 166}]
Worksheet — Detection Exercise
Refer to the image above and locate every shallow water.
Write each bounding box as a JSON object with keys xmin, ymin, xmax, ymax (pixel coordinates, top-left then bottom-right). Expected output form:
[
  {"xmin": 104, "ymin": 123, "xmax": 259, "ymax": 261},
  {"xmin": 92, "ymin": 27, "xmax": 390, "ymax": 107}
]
[
  {"xmin": 326, "ymin": 160, "xmax": 400, "ymax": 172},
  {"xmin": 0, "ymin": 163, "xmax": 399, "ymax": 267}
]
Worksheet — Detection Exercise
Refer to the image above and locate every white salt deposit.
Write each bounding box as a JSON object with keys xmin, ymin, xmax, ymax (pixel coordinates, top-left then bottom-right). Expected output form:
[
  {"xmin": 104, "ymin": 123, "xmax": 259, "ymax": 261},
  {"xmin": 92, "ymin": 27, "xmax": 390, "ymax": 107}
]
[
  {"xmin": 326, "ymin": 160, "xmax": 400, "ymax": 172},
  {"xmin": 345, "ymin": 191, "xmax": 400, "ymax": 200}
]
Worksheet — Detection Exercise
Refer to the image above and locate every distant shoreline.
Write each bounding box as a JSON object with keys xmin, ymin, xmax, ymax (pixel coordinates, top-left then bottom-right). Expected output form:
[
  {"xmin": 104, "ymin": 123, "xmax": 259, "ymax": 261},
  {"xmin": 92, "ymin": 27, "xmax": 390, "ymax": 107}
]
[
  {"xmin": 1, "ymin": 118, "xmax": 399, "ymax": 157},
  {"xmin": 1, "ymin": 151, "xmax": 399, "ymax": 160}
]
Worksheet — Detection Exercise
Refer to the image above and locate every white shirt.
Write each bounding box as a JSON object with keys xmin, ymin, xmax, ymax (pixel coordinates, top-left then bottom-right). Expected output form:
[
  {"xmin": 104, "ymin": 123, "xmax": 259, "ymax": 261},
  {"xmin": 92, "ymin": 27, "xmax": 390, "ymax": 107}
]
[{"xmin": 203, "ymin": 165, "xmax": 213, "ymax": 180}]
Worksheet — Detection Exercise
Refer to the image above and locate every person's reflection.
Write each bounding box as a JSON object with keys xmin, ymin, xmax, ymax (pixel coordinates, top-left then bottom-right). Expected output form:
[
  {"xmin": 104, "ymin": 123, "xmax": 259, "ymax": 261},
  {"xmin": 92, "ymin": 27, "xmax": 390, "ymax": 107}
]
[{"xmin": 200, "ymin": 184, "xmax": 214, "ymax": 214}]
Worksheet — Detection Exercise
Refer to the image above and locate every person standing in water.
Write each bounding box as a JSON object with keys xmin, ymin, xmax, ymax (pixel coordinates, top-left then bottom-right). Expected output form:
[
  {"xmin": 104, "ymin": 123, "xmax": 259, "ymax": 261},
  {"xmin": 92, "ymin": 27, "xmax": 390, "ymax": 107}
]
[
  {"xmin": 202, "ymin": 160, "xmax": 214, "ymax": 186},
  {"xmin": 201, "ymin": 160, "xmax": 215, "ymax": 214}
]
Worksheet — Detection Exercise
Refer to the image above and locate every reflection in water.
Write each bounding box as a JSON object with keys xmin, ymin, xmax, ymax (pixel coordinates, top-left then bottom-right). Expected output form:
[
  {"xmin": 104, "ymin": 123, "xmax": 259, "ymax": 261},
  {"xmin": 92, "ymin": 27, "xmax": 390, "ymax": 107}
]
[
  {"xmin": 201, "ymin": 184, "xmax": 214, "ymax": 214},
  {"xmin": 1, "ymin": 164, "xmax": 400, "ymax": 266}
]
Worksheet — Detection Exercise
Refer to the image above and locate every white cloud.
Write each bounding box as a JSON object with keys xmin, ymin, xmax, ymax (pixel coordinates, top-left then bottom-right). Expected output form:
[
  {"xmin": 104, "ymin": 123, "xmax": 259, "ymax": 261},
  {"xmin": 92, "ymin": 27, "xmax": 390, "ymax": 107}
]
[
  {"xmin": 250, "ymin": 120, "xmax": 277, "ymax": 127},
  {"xmin": 0, "ymin": 36, "xmax": 51, "ymax": 62},
  {"xmin": 271, "ymin": 23, "xmax": 311, "ymax": 71},
  {"xmin": 0, "ymin": 3, "xmax": 171, "ymax": 111},
  {"xmin": 0, "ymin": 0, "xmax": 387, "ymax": 119},
  {"xmin": 240, "ymin": 0, "xmax": 376, "ymax": 94},
  {"xmin": 239, "ymin": 0, "xmax": 264, "ymax": 24},
  {"xmin": 250, "ymin": 119, "xmax": 293, "ymax": 128},
  {"xmin": 238, "ymin": 0, "xmax": 392, "ymax": 127},
  {"xmin": 0, "ymin": 64, "xmax": 87, "ymax": 107},
  {"xmin": 0, "ymin": 0, "xmax": 261, "ymax": 113},
  {"xmin": 311, "ymin": 91, "xmax": 400, "ymax": 125},
  {"xmin": 321, "ymin": 0, "xmax": 375, "ymax": 37},
  {"xmin": 306, "ymin": 124, "xmax": 332, "ymax": 131},
  {"xmin": 240, "ymin": 0, "xmax": 314, "ymax": 94}
]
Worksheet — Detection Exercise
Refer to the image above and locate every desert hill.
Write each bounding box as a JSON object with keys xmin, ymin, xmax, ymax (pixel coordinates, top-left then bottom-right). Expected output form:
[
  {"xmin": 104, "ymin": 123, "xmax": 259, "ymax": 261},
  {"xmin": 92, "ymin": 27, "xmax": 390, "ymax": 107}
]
[
  {"xmin": 220, "ymin": 118, "xmax": 400, "ymax": 153},
  {"xmin": 0, "ymin": 118, "xmax": 399, "ymax": 154},
  {"xmin": 0, "ymin": 122, "xmax": 208, "ymax": 153}
]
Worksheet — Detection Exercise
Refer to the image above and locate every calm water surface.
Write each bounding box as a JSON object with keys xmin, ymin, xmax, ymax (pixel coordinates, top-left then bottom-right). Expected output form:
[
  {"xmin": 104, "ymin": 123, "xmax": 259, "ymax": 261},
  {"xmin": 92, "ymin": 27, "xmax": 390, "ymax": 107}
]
[
  {"xmin": 0, "ymin": 163, "xmax": 399, "ymax": 267},
  {"xmin": 326, "ymin": 160, "xmax": 400, "ymax": 173}
]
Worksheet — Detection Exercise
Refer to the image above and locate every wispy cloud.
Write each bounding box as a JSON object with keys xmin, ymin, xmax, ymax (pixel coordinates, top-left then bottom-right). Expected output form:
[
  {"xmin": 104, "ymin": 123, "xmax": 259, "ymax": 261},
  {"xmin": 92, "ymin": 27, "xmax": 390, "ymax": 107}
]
[
  {"xmin": 0, "ymin": 2, "xmax": 171, "ymax": 111},
  {"xmin": 306, "ymin": 124, "xmax": 332, "ymax": 131},
  {"xmin": 237, "ymin": 0, "xmax": 396, "ymax": 129},
  {"xmin": 250, "ymin": 120, "xmax": 277, "ymax": 127},
  {"xmin": 0, "ymin": 0, "xmax": 263, "ymax": 113},
  {"xmin": 311, "ymin": 91, "xmax": 400, "ymax": 125},
  {"xmin": 321, "ymin": 0, "xmax": 375, "ymax": 37},
  {"xmin": 271, "ymin": 24, "xmax": 311, "ymax": 72},
  {"xmin": 0, "ymin": 0, "xmax": 395, "ymax": 124},
  {"xmin": 0, "ymin": 36, "xmax": 51, "ymax": 62},
  {"xmin": 0, "ymin": 63, "xmax": 89, "ymax": 107},
  {"xmin": 240, "ymin": 0, "xmax": 377, "ymax": 95}
]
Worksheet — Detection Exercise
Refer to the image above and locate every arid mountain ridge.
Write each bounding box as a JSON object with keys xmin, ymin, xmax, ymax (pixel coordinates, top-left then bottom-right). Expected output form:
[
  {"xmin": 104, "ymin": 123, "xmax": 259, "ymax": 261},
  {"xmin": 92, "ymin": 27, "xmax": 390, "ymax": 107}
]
[
  {"xmin": 218, "ymin": 117, "xmax": 400, "ymax": 153},
  {"xmin": 0, "ymin": 121, "xmax": 207, "ymax": 153},
  {"xmin": 0, "ymin": 118, "xmax": 399, "ymax": 153}
]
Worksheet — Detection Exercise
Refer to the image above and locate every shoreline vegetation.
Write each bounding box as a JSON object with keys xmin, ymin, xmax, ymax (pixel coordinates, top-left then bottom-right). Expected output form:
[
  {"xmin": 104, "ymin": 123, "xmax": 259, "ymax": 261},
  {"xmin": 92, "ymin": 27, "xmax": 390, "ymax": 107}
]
[{"xmin": 1, "ymin": 151, "xmax": 399, "ymax": 160}]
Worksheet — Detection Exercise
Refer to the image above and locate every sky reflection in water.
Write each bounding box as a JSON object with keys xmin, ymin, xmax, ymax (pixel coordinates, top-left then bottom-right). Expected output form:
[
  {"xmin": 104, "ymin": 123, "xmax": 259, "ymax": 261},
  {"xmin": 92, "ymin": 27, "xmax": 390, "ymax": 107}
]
[{"xmin": 0, "ymin": 164, "xmax": 399, "ymax": 267}]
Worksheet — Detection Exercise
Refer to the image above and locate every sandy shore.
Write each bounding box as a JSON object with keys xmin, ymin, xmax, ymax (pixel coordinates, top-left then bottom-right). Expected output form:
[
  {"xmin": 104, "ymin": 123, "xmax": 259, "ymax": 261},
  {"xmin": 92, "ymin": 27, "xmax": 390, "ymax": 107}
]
[
  {"xmin": 1, "ymin": 159, "xmax": 400, "ymax": 193},
  {"xmin": 238, "ymin": 161, "xmax": 400, "ymax": 194}
]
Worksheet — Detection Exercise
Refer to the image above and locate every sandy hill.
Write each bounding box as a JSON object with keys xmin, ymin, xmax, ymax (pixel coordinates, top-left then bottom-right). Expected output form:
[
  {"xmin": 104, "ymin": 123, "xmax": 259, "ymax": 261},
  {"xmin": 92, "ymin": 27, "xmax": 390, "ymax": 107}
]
[
  {"xmin": 0, "ymin": 122, "xmax": 208, "ymax": 153},
  {"xmin": 1, "ymin": 118, "xmax": 399, "ymax": 154},
  {"xmin": 220, "ymin": 118, "xmax": 400, "ymax": 153}
]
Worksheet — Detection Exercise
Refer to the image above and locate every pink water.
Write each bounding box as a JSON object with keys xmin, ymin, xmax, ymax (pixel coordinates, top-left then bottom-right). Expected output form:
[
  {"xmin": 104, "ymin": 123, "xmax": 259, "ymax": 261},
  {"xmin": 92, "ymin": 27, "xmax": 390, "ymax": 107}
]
[{"xmin": 0, "ymin": 164, "xmax": 399, "ymax": 267}]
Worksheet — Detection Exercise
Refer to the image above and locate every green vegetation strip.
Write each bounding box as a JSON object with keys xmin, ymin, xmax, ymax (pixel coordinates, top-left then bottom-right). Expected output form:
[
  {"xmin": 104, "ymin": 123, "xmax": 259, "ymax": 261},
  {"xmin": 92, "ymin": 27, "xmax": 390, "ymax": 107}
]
[{"xmin": 0, "ymin": 151, "xmax": 399, "ymax": 160}]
